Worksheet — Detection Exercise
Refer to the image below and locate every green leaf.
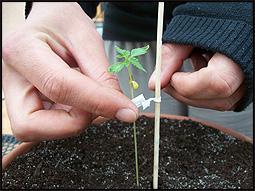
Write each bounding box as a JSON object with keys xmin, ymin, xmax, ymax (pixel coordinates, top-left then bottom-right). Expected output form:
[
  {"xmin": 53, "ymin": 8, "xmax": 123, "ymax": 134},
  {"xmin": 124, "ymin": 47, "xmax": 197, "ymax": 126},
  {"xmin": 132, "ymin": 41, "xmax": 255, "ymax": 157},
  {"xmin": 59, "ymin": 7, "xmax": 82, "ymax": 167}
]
[
  {"xmin": 115, "ymin": 46, "xmax": 130, "ymax": 57},
  {"xmin": 116, "ymin": 54, "xmax": 124, "ymax": 58},
  {"xmin": 123, "ymin": 60, "xmax": 130, "ymax": 67},
  {"xmin": 108, "ymin": 62, "xmax": 125, "ymax": 74},
  {"xmin": 130, "ymin": 45, "xmax": 150, "ymax": 57},
  {"xmin": 129, "ymin": 57, "xmax": 147, "ymax": 73}
]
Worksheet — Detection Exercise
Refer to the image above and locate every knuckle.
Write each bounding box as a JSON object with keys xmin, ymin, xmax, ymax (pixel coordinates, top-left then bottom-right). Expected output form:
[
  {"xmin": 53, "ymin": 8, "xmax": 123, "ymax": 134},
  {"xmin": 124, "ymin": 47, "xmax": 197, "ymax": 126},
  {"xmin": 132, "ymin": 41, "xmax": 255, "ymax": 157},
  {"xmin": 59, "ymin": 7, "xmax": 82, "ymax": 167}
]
[
  {"xmin": 213, "ymin": 74, "xmax": 233, "ymax": 97},
  {"xmin": 97, "ymin": 70, "xmax": 115, "ymax": 82},
  {"xmin": 97, "ymin": 71, "xmax": 120, "ymax": 90}
]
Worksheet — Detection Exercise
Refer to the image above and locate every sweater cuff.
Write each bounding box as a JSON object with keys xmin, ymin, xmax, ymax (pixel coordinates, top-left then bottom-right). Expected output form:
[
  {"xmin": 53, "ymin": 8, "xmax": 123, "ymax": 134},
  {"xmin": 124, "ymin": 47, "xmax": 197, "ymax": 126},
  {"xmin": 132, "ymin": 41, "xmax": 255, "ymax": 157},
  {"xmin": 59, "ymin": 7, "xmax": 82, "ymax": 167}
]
[{"xmin": 163, "ymin": 15, "xmax": 253, "ymax": 111}]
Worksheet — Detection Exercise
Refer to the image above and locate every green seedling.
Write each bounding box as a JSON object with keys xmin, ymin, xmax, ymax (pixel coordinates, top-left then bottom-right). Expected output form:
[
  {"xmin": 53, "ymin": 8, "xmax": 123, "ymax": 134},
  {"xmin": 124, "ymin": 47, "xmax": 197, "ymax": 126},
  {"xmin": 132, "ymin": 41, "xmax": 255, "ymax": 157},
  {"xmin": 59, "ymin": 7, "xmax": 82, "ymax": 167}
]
[{"xmin": 108, "ymin": 45, "xmax": 149, "ymax": 187}]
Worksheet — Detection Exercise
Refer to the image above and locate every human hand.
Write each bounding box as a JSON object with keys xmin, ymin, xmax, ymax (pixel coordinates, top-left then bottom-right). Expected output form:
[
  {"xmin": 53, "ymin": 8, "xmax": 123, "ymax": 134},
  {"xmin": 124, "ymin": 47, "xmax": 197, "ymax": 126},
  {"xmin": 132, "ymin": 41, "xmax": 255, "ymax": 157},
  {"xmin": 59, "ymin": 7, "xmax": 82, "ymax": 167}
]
[
  {"xmin": 148, "ymin": 43, "xmax": 245, "ymax": 111},
  {"xmin": 2, "ymin": 2, "xmax": 138, "ymax": 142}
]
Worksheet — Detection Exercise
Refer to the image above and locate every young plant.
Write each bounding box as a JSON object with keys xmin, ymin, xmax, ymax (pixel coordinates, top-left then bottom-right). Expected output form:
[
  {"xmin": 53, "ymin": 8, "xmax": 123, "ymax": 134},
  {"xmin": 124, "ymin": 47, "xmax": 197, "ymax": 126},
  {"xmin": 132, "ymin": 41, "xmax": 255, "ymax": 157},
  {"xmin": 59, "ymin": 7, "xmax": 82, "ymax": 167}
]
[{"xmin": 108, "ymin": 45, "xmax": 149, "ymax": 187}]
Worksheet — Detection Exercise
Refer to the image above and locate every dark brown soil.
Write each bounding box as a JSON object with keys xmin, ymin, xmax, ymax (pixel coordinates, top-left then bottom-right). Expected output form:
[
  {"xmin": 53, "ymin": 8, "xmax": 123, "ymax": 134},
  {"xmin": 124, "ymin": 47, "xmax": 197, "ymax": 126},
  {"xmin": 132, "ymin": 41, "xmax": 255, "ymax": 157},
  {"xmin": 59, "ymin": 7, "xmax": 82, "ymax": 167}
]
[{"xmin": 2, "ymin": 116, "xmax": 253, "ymax": 189}]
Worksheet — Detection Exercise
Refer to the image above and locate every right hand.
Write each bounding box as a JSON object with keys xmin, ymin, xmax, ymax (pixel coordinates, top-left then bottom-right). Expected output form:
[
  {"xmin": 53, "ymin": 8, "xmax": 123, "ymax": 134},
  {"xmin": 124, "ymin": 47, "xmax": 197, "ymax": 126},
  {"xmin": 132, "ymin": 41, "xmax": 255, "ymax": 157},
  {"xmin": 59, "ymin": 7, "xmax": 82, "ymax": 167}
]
[
  {"xmin": 148, "ymin": 44, "xmax": 245, "ymax": 111},
  {"xmin": 2, "ymin": 2, "xmax": 138, "ymax": 142}
]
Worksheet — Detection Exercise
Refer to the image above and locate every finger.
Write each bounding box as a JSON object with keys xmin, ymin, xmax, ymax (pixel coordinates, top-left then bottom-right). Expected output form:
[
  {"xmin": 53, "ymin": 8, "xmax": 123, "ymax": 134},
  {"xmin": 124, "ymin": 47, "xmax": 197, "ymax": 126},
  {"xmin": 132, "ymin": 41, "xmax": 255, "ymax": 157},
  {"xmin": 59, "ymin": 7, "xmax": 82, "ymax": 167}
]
[
  {"xmin": 38, "ymin": 68, "xmax": 80, "ymax": 111},
  {"xmin": 66, "ymin": 27, "xmax": 121, "ymax": 90},
  {"xmin": 3, "ymin": 65, "xmax": 93, "ymax": 141},
  {"xmin": 163, "ymin": 83, "xmax": 245, "ymax": 111},
  {"xmin": 44, "ymin": 34, "xmax": 79, "ymax": 68},
  {"xmin": 170, "ymin": 68, "xmax": 212, "ymax": 99},
  {"xmin": 170, "ymin": 53, "xmax": 245, "ymax": 99},
  {"xmin": 26, "ymin": 108, "xmax": 93, "ymax": 141},
  {"xmin": 148, "ymin": 43, "xmax": 193, "ymax": 90},
  {"xmin": 5, "ymin": 40, "xmax": 138, "ymax": 122}
]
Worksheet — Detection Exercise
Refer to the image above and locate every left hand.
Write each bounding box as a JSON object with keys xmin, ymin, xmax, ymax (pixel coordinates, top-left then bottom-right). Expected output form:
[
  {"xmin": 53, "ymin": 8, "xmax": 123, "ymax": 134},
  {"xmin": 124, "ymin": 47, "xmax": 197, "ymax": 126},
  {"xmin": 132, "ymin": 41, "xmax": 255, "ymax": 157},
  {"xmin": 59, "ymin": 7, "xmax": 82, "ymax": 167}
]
[{"xmin": 148, "ymin": 43, "xmax": 245, "ymax": 111}]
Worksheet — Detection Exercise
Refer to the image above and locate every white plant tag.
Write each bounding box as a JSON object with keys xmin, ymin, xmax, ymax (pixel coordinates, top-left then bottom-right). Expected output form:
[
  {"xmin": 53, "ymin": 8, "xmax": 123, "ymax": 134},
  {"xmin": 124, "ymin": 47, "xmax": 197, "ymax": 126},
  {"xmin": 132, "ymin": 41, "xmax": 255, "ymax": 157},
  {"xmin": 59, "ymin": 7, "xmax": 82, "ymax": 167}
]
[
  {"xmin": 132, "ymin": 94, "xmax": 161, "ymax": 110},
  {"xmin": 131, "ymin": 94, "xmax": 146, "ymax": 108}
]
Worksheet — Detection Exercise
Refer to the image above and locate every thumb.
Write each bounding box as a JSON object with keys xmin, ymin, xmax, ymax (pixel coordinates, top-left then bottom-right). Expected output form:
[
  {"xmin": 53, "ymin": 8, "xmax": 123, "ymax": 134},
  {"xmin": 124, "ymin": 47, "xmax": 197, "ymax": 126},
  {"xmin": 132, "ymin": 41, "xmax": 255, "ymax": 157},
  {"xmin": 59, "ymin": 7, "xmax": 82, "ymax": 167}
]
[
  {"xmin": 169, "ymin": 53, "xmax": 245, "ymax": 99},
  {"xmin": 148, "ymin": 43, "xmax": 193, "ymax": 90}
]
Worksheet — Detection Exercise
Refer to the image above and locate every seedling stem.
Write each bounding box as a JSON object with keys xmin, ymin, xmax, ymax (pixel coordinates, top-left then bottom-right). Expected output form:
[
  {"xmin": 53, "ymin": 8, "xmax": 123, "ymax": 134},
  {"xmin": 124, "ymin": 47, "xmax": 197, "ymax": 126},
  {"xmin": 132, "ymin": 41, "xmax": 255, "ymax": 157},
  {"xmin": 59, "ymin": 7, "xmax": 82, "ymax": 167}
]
[{"xmin": 108, "ymin": 44, "xmax": 150, "ymax": 188}]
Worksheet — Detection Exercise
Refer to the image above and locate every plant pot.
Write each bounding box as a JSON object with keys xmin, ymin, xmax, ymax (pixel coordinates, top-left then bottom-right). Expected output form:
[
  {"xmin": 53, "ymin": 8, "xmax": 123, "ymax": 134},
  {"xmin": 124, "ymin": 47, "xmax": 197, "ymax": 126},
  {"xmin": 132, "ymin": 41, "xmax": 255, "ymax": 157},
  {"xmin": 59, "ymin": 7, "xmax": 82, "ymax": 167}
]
[{"xmin": 2, "ymin": 113, "xmax": 253, "ymax": 189}]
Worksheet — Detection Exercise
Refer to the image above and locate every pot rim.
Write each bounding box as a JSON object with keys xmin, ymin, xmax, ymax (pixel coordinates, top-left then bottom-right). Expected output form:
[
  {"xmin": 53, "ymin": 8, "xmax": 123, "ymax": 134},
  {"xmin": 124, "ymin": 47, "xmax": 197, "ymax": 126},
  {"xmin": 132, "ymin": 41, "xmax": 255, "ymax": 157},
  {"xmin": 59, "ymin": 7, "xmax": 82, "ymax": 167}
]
[
  {"xmin": 142, "ymin": 112, "xmax": 253, "ymax": 144},
  {"xmin": 2, "ymin": 113, "xmax": 253, "ymax": 170}
]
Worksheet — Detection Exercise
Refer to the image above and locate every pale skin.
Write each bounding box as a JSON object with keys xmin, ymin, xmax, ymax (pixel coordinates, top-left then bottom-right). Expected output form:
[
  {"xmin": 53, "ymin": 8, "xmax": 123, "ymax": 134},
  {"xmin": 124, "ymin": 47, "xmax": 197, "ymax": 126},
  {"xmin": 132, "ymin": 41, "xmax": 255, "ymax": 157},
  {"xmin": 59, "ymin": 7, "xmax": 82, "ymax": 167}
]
[
  {"xmin": 149, "ymin": 44, "xmax": 245, "ymax": 111},
  {"xmin": 2, "ymin": 3, "xmax": 245, "ymax": 142},
  {"xmin": 2, "ymin": 3, "xmax": 138, "ymax": 141}
]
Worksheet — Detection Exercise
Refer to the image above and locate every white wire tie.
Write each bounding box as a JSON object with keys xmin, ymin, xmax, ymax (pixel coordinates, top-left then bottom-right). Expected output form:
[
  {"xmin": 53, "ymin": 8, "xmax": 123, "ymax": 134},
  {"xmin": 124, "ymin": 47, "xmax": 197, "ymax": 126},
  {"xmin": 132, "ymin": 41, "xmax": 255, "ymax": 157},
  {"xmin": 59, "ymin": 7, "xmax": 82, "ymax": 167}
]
[{"xmin": 131, "ymin": 94, "xmax": 161, "ymax": 110}]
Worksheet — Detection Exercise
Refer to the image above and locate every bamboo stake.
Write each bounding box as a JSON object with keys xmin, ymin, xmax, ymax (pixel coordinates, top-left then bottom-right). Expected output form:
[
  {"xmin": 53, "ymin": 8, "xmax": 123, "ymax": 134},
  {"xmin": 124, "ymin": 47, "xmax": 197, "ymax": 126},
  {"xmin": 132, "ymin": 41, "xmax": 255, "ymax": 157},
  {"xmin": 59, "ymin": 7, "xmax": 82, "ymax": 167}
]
[{"xmin": 153, "ymin": 2, "xmax": 164, "ymax": 189}]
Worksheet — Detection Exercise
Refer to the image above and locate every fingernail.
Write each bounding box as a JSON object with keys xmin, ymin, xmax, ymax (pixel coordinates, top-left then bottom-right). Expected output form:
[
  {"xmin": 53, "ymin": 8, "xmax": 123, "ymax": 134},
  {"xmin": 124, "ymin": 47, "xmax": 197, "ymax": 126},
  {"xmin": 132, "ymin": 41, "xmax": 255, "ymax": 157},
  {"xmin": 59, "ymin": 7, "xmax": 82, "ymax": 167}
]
[{"xmin": 115, "ymin": 108, "xmax": 138, "ymax": 122}]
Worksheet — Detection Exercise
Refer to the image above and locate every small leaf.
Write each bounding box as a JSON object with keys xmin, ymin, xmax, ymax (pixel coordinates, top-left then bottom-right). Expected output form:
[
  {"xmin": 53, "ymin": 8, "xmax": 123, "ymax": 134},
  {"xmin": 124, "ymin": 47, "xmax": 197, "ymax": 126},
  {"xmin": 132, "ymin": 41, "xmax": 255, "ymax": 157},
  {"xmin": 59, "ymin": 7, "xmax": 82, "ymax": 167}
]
[
  {"xmin": 116, "ymin": 54, "xmax": 124, "ymax": 58},
  {"xmin": 108, "ymin": 62, "xmax": 125, "ymax": 74},
  {"xmin": 115, "ymin": 46, "xmax": 130, "ymax": 57},
  {"xmin": 131, "ymin": 45, "xmax": 150, "ymax": 57},
  {"xmin": 129, "ymin": 57, "xmax": 147, "ymax": 73},
  {"xmin": 123, "ymin": 60, "xmax": 130, "ymax": 67}
]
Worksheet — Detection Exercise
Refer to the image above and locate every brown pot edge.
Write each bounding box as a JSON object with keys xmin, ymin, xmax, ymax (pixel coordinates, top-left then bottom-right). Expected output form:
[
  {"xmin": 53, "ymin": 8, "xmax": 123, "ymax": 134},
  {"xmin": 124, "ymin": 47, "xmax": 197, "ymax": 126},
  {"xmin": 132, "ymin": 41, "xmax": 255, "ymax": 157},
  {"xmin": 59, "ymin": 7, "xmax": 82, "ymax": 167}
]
[
  {"xmin": 142, "ymin": 112, "xmax": 253, "ymax": 144},
  {"xmin": 2, "ymin": 142, "xmax": 39, "ymax": 170},
  {"xmin": 2, "ymin": 113, "xmax": 252, "ymax": 171}
]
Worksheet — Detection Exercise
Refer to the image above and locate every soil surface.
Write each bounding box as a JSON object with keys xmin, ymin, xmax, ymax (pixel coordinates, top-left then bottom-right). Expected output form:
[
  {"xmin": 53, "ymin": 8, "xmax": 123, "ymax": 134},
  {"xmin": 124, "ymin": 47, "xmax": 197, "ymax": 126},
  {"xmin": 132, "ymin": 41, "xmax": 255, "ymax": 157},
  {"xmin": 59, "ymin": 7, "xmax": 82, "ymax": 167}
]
[{"xmin": 2, "ymin": 116, "xmax": 253, "ymax": 189}]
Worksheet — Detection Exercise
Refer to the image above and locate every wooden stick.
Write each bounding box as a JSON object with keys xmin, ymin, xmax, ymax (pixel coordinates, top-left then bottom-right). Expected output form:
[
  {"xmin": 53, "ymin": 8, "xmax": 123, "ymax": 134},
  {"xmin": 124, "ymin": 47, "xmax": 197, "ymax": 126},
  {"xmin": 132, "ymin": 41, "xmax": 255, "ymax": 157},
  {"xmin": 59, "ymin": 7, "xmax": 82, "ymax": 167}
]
[{"xmin": 153, "ymin": 2, "xmax": 164, "ymax": 189}]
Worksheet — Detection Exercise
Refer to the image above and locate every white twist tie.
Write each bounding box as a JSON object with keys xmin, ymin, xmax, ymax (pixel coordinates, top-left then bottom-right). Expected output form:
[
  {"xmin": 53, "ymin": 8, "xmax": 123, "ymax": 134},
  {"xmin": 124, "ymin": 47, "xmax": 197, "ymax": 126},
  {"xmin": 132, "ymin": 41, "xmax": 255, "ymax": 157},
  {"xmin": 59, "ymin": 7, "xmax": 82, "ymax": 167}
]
[{"xmin": 132, "ymin": 94, "xmax": 161, "ymax": 110}]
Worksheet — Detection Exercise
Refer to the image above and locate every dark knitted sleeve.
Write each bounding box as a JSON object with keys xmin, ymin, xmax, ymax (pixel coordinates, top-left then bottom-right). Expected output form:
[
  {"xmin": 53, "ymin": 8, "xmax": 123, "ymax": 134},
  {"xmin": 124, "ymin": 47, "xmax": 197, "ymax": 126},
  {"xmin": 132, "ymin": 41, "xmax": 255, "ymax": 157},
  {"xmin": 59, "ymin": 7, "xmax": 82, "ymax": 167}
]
[{"xmin": 163, "ymin": 2, "xmax": 253, "ymax": 111}]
